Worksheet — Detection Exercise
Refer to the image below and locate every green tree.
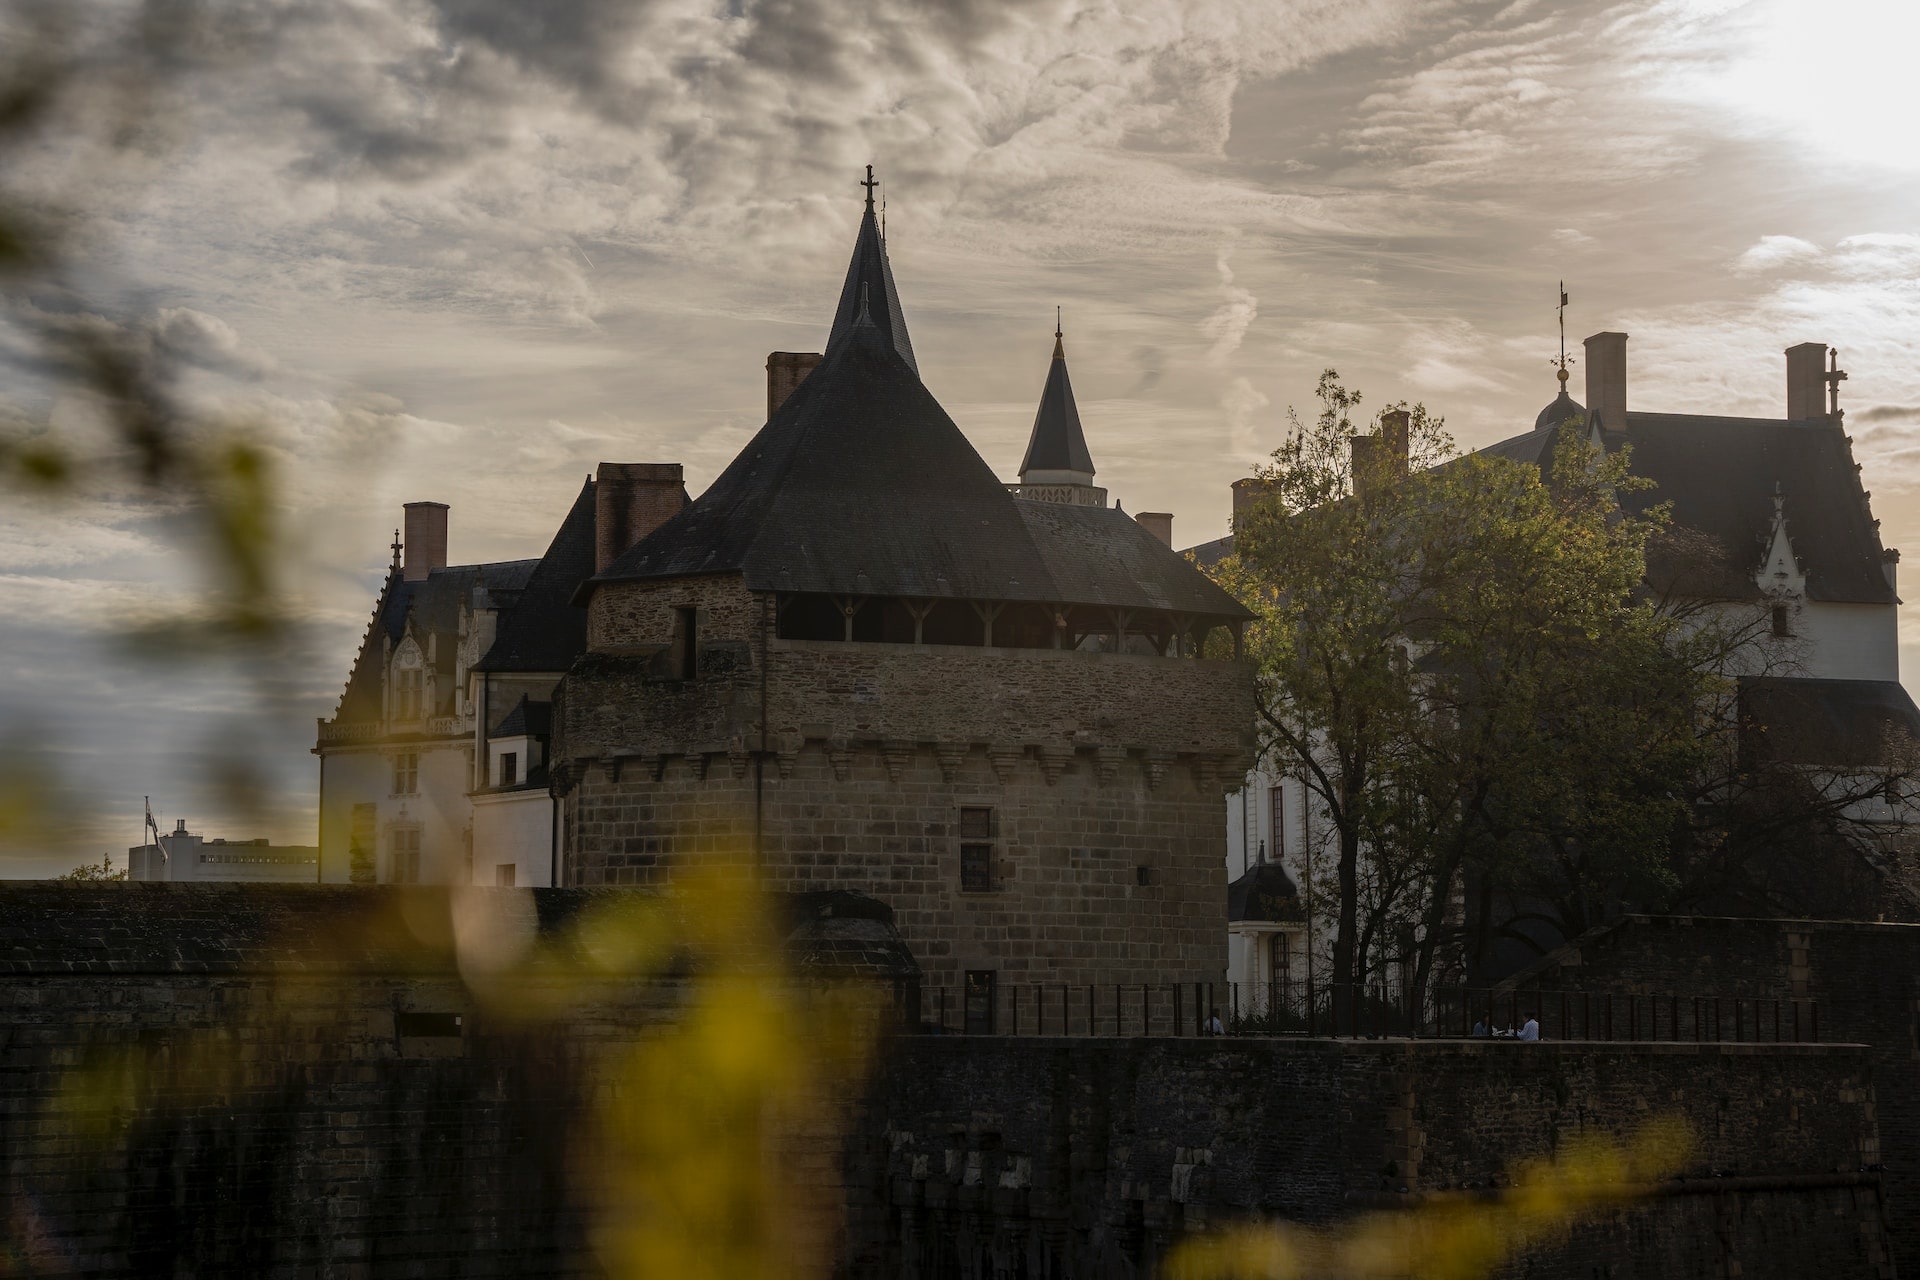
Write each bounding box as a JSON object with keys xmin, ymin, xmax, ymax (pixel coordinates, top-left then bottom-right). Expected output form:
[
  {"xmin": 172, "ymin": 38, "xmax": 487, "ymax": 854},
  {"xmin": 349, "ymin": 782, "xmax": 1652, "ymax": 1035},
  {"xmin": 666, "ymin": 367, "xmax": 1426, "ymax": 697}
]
[
  {"xmin": 1215, "ymin": 373, "xmax": 1702, "ymax": 1008},
  {"xmin": 55, "ymin": 853, "xmax": 127, "ymax": 882}
]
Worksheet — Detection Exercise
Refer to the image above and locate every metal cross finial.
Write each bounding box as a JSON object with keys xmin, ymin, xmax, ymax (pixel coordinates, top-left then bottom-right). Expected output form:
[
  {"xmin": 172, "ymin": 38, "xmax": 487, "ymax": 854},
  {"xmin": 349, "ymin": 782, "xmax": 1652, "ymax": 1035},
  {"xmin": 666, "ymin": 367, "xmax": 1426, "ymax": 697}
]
[
  {"xmin": 861, "ymin": 165, "xmax": 878, "ymax": 212},
  {"xmin": 1825, "ymin": 347, "xmax": 1849, "ymax": 416},
  {"xmin": 390, "ymin": 529, "xmax": 402, "ymax": 569}
]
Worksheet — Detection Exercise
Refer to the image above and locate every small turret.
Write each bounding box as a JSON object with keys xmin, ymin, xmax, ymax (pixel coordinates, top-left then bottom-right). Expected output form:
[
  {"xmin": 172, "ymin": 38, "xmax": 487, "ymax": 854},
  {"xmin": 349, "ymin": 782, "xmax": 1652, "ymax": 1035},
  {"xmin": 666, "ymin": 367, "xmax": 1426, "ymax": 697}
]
[{"xmin": 1012, "ymin": 313, "xmax": 1106, "ymax": 508}]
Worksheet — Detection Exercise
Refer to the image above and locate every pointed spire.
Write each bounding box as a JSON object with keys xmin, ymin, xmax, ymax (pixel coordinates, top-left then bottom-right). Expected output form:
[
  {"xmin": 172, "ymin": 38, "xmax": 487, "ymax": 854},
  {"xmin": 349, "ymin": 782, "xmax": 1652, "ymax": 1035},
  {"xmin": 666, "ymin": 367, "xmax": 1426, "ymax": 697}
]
[
  {"xmin": 825, "ymin": 166, "xmax": 917, "ymax": 374},
  {"xmin": 1018, "ymin": 314, "xmax": 1096, "ymax": 485}
]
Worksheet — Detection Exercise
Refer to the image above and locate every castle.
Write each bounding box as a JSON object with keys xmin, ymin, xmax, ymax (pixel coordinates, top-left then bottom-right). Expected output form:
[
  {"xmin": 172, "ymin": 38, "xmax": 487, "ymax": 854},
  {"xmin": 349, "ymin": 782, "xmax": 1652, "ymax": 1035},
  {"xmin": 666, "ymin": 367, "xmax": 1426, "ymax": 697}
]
[{"xmin": 315, "ymin": 176, "xmax": 1254, "ymax": 993}]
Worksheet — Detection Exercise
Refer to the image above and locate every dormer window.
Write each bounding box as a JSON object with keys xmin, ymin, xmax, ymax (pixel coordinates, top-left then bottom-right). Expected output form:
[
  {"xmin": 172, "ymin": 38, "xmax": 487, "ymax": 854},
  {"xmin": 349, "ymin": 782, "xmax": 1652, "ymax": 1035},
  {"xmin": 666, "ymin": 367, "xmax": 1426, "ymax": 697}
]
[
  {"xmin": 500, "ymin": 752, "xmax": 518, "ymax": 787},
  {"xmin": 1772, "ymin": 603, "xmax": 1792, "ymax": 637},
  {"xmin": 394, "ymin": 666, "xmax": 423, "ymax": 720}
]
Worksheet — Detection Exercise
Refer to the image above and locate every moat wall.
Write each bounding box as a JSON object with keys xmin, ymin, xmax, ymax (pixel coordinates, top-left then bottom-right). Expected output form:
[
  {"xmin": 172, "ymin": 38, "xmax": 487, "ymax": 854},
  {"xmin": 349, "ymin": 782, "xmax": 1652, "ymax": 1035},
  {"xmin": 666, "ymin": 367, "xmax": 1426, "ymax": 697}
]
[
  {"xmin": 1508, "ymin": 914, "xmax": 1920, "ymax": 1274},
  {"xmin": 0, "ymin": 886, "xmax": 1899, "ymax": 1279},
  {"xmin": 846, "ymin": 1036, "xmax": 1892, "ymax": 1279}
]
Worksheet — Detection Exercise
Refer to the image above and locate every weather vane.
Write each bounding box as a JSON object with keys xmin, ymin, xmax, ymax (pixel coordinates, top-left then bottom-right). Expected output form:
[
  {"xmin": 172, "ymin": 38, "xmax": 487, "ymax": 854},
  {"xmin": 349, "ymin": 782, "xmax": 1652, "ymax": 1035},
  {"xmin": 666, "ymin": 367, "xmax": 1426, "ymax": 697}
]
[{"xmin": 1551, "ymin": 281, "xmax": 1575, "ymax": 387}]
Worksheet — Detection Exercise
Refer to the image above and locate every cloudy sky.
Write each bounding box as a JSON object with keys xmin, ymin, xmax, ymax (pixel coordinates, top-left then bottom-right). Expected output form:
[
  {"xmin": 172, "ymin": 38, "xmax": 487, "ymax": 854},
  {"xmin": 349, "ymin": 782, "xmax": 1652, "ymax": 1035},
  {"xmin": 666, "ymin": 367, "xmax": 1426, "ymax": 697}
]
[{"xmin": 2, "ymin": 0, "xmax": 1918, "ymax": 872}]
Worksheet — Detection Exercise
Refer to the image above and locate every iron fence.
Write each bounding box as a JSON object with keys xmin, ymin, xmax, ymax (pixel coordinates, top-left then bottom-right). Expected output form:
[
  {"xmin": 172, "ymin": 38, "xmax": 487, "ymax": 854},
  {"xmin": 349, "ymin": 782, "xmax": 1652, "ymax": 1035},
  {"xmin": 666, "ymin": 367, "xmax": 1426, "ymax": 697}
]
[{"xmin": 905, "ymin": 979, "xmax": 1821, "ymax": 1043}]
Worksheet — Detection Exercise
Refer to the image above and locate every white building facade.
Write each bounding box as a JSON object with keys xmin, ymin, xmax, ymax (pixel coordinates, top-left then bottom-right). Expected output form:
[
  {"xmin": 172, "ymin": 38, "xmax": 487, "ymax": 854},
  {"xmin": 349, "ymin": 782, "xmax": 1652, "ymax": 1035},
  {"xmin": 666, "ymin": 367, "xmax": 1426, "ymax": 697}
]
[{"xmin": 1199, "ymin": 333, "xmax": 1917, "ymax": 993}]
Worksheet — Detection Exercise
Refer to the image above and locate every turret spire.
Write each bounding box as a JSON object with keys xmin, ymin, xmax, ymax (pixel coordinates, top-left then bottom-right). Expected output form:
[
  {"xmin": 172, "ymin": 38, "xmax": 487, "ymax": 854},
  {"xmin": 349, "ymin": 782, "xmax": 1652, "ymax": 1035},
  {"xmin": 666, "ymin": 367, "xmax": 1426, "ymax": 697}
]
[
  {"xmin": 825, "ymin": 166, "xmax": 917, "ymax": 374},
  {"xmin": 1016, "ymin": 314, "xmax": 1102, "ymax": 505}
]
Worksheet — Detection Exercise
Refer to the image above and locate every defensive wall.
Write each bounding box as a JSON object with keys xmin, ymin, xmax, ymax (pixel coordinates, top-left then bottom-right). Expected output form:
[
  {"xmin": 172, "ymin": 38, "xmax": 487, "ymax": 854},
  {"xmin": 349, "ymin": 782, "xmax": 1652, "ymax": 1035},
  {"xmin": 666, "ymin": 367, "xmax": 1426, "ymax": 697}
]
[
  {"xmin": 845, "ymin": 1036, "xmax": 1891, "ymax": 1279},
  {"xmin": 1505, "ymin": 913, "xmax": 1920, "ymax": 1274},
  {"xmin": 0, "ymin": 886, "xmax": 1899, "ymax": 1279}
]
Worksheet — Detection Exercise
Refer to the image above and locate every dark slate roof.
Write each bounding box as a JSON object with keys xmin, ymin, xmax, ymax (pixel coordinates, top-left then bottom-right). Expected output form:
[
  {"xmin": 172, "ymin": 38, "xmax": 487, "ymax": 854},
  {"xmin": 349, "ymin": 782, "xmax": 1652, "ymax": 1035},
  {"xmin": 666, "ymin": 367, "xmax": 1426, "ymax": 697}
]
[
  {"xmin": 1183, "ymin": 533, "xmax": 1235, "ymax": 570},
  {"xmin": 1533, "ymin": 387, "xmax": 1585, "ymax": 432},
  {"xmin": 1738, "ymin": 677, "xmax": 1920, "ymax": 769},
  {"xmin": 1477, "ymin": 412, "xmax": 1892, "ymax": 605},
  {"xmin": 332, "ymin": 558, "xmax": 539, "ymax": 723},
  {"xmin": 1016, "ymin": 501, "xmax": 1249, "ymax": 616},
  {"xmin": 1018, "ymin": 331, "xmax": 1095, "ymax": 477},
  {"xmin": 475, "ymin": 478, "xmax": 597, "ymax": 673},
  {"xmin": 1228, "ymin": 861, "xmax": 1304, "ymax": 923},
  {"xmin": 595, "ymin": 232, "xmax": 1247, "ymax": 619},
  {"xmin": 492, "ymin": 695, "xmax": 552, "ymax": 739},
  {"xmin": 826, "ymin": 202, "xmax": 916, "ymax": 376}
]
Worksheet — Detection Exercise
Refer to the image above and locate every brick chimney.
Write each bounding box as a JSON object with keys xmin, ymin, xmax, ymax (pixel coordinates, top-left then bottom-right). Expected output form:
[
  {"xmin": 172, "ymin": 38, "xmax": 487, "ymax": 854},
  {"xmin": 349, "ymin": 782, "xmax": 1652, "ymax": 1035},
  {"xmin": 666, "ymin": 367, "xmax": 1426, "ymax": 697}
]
[
  {"xmin": 1231, "ymin": 477, "xmax": 1278, "ymax": 524},
  {"xmin": 402, "ymin": 502, "xmax": 448, "ymax": 582},
  {"xmin": 1346, "ymin": 410, "xmax": 1413, "ymax": 500},
  {"xmin": 1786, "ymin": 342, "xmax": 1830, "ymax": 420},
  {"xmin": 1135, "ymin": 512, "xmax": 1173, "ymax": 546},
  {"xmin": 1380, "ymin": 409, "xmax": 1410, "ymax": 469},
  {"xmin": 1583, "ymin": 332, "xmax": 1627, "ymax": 430},
  {"xmin": 595, "ymin": 463, "xmax": 689, "ymax": 574},
  {"xmin": 767, "ymin": 352, "xmax": 822, "ymax": 418}
]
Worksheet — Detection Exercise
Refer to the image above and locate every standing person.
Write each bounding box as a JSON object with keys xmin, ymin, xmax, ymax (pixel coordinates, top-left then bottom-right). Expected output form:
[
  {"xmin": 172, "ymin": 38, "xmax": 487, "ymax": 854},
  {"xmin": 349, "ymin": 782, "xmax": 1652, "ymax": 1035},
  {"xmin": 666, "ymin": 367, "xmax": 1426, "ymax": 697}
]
[
  {"xmin": 1520, "ymin": 1012, "xmax": 1541, "ymax": 1041},
  {"xmin": 1205, "ymin": 1010, "xmax": 1224, "ymax": 1036}
]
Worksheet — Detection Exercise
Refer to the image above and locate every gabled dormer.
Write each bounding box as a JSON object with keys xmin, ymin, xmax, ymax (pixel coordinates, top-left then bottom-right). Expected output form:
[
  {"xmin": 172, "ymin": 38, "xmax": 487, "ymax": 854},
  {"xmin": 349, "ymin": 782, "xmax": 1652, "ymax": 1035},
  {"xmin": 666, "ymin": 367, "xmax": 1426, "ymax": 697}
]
[
  {"xmin": 1756, "ymin": 484, "xmax": 1808, "ymax": 638},
  {"xmin": 389, "ymin": 635, "xmax": 426, "ymax": 726}
]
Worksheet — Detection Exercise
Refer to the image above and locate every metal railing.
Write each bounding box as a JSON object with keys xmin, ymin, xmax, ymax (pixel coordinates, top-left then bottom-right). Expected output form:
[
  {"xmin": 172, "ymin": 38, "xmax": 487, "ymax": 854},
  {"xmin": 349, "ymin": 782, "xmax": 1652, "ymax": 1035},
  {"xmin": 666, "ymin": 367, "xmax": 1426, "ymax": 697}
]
[{"xmin": 905, "ymin": 980, "xmax": 1821, "ymax": 1043}]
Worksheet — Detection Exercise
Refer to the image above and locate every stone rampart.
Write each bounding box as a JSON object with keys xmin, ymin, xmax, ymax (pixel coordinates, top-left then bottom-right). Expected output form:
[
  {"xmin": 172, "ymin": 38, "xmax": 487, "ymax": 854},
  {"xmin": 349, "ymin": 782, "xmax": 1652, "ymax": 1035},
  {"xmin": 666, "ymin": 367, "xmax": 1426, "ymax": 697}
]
[
  {"xmin": 1, "ymin": 887, "xmax": 1895, "ymax": 1279},
  {"xmin": 847, "ymin": 1036, "xmax": 1894, "ymax": 1279},
  {"xmin": 1506, "ymin": 914, "xmax": 1920, "ymax": 1273}
]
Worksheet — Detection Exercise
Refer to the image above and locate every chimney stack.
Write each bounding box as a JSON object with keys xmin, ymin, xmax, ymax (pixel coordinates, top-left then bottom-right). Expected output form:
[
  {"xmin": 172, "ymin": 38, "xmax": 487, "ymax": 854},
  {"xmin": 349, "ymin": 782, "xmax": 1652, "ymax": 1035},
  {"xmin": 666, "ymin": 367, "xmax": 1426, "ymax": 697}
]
[
  {"xmin": 1135, "ymin": 512, "xmax": 1174, "ymax": 547},
  {"xmin": 595, "ymin": 463, "xmax": 689, "ymax": 574},
  {"xmin": 1785, "ymin": 342, "xmax": 1830, "ymax": 420},
  {"xmin": 1380, "ymin": 409, "xmax": 1410, "ymax": 470},
  {"xmin": 402, "ymin": 502, "xmax": 449, "ymax": 582},
  {"xmin": 1348, "ymin": 410, "xmax": 1413, "ymax": 500},
  {"xmin": 767, "ymin": 352, "xmax": 823, "ymax": 419},
  {"xmin": 1231, "ymin": 477, "xmax": 1278, "ymax": 525},
  {"xmin": 1583, "ymin": 332, "xmax": 1628, "ymax": 430}
]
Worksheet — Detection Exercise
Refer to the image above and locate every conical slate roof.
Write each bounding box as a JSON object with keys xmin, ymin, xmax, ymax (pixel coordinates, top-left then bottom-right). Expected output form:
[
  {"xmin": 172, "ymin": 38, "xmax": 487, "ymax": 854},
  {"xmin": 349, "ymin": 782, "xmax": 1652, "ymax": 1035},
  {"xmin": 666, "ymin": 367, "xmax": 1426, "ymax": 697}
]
[
  {"xmin": 826, "ymin": 197, "xmax": 916, "ymax": 375},
  {"xmin": 596, "ymin": 319, "xmax": 1059, "ymax": 600},
  {"xmin": 1019, "ymin": 329, "xmax": 1095, "ymax": 478},
  {"xmin": 591, "ymin": 188, "xmax": 1247, "ymax": 620}
]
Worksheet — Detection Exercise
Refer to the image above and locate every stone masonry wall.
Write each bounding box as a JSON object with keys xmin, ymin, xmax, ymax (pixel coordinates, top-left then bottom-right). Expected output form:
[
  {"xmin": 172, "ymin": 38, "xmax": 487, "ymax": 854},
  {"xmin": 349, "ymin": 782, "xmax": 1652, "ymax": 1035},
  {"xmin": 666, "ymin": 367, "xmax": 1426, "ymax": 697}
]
[
  {"xmin": 561, "ymin": 740, "xmax": 1229, "ymax": 990},
  {"xmin": 0, "ymin": 887, "xmax": 1896, "ymax": 1280},
  {"xmin": 846, "ymin": 1036, "xmax": 1894, "ymax": 1279},
  {"xmin": 1506, "ymin": 915, "xmax": 1920, "ymax": 1274},
  {"xmin": 561, "ymin": 574, "xmax": 1253, "ymax": 990}
]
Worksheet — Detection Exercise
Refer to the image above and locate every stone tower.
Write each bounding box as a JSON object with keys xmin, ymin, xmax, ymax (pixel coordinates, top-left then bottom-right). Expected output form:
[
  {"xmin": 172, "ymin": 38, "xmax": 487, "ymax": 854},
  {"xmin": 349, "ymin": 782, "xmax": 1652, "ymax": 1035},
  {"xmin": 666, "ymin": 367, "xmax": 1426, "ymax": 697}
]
[{"xmin": 552, "ymin": 179, "xmax": 1253, "ymax": 992}]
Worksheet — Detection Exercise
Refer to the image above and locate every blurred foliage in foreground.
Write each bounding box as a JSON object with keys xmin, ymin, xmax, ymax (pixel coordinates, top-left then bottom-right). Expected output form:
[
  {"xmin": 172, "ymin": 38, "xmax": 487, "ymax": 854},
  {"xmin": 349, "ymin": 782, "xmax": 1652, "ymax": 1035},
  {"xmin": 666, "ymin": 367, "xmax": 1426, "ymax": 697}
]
[
  {"xmin": 41, "ymin": 868, "xmax": 883, "ymax": 1279},
  {"xmin": 0, "ymin": 3, "xmax": 306, "ymax": 859},
  {"xmin": 1166, "ymin": 1119, "xmax": 1692, "ymax": 1280},
  {"xmin": 31, "ymin": 863, "xmax": 1692, "ymax": 1279}
]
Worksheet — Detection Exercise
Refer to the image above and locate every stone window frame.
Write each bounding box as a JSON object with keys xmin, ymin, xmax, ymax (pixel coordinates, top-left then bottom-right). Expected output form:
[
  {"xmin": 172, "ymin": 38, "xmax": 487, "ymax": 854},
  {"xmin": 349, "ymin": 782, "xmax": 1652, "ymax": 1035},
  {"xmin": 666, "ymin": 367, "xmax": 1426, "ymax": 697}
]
[
  {"xmin": 390, "ymin": 641, "xmax": 426, "ymax": 723},
  {"xmin": 392, "ymin": 750, "xmax": 419, "ymax": 797},
  {"xmin": 957, "ymin": 805, "xmax": 997, "ymax": 893},
  {"xmin": 389, "ymin": 825, "xmax": 423, "ymax": 884}
]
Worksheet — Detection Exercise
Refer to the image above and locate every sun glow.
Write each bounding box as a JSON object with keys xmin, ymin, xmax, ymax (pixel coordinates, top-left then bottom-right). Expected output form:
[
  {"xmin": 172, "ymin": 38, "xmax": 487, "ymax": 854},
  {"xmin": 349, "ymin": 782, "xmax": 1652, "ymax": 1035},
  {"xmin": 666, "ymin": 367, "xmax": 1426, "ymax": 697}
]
[{"xmin": 1707, "ymin": 0, "xmax": 1920, "ymax": 171}]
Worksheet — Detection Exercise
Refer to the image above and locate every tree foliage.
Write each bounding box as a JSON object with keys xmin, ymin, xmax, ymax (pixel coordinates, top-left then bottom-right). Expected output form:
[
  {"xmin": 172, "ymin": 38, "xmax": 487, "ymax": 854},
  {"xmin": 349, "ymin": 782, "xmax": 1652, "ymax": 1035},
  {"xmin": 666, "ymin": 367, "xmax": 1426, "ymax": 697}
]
[
  {"xmin": 55, "ymin": 853, "xmax": 127, "ymax": 882},
  {"xmin": 1212, "ymin": 371, "xmax": 1718, "ymax": 996}
]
